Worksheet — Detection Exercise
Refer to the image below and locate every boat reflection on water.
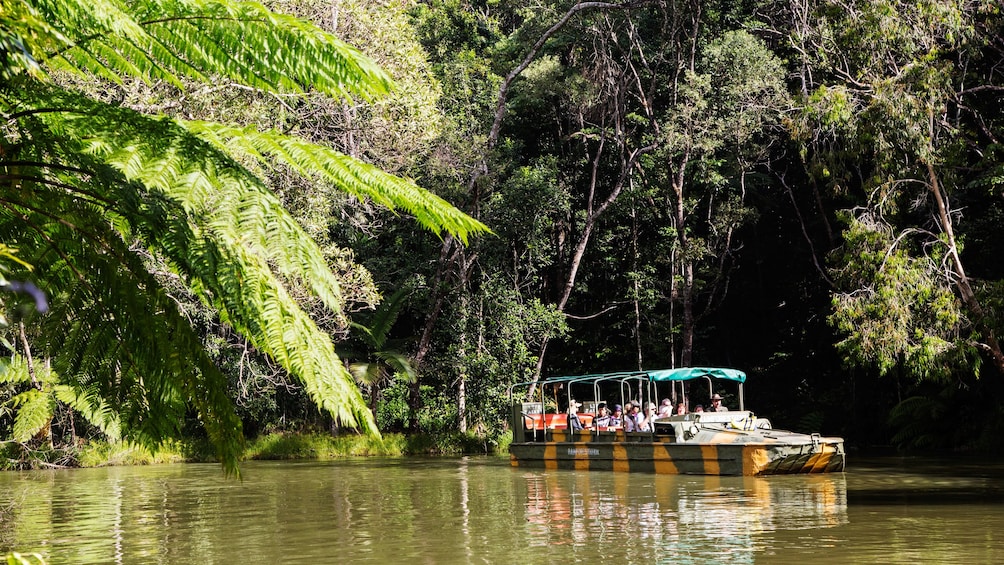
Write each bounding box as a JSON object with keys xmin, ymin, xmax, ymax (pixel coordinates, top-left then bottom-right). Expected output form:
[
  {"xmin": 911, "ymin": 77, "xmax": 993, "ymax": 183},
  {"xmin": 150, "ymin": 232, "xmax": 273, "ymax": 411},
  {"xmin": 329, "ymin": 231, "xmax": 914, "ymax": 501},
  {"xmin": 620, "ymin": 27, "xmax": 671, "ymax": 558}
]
[{"xmin": 521, "ymin": 470, "xmax": 847, "ymax": 559}]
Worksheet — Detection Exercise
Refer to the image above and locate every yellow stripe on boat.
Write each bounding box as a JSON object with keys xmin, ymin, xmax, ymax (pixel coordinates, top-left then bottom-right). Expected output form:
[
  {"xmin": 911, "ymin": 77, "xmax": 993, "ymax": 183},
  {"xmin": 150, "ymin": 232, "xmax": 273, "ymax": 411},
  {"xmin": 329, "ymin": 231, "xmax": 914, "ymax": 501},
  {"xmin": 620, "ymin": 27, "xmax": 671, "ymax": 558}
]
[
  {"xmin": 807, "ymin": 449, "xmax": 833, "ymax": 473},
  {"xmin": 544, "ymin": 444, "xmax": 557, "ymax": 469},
  {"xmin": 742, "ymin": 446, "xmax": 770, "ymax": 476},
  {"xmin": 613, "ymin": 443, "xmax": 630, "ymax": 473},
  {"xmin": 573, "ymin": 443, "xmax": 591, "ymax": 470},
  {"xmin": 700, "ymin": 445, "xmax": 720, "ymax": 475},
  {"xmin": 653, "ymin": 443, "xmax": 679, "ymax": 474}
]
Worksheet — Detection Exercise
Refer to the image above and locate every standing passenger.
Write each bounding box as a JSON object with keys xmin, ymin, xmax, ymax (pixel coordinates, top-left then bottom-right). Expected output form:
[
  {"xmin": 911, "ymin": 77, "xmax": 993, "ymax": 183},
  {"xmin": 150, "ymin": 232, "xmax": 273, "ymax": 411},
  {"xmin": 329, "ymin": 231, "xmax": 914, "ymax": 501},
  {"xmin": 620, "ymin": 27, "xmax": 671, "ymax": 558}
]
[
  {"xmin": 567, "ymin": 400, "xmax": 584, "ymax": 431},
  {"xmin": 710, "ymin": 394, "xmax": 727, "ymax": 412}
]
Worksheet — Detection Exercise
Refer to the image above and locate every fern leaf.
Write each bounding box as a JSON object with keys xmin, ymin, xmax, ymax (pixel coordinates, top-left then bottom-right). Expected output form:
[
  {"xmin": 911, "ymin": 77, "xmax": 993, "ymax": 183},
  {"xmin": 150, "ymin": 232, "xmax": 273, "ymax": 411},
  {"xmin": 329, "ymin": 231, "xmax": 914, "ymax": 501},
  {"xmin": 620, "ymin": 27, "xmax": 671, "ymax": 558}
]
[
  {"xmin": 26, "ymin": 0, "xmax": 393, "ymax": 100},
  {"xmin": 53, "ymin": 384, "xmax": 122, "ymax": 441},
  {"xmin": 3, "ymin": 0, "xmax": 488, "ymax": 473},
  {"xmin": 182, "ymin": 121, "xmax": 491, "ymax": 244},
  {"xmin": 8, "ymin": 389, "xmax": 54, "ymax": 443}
]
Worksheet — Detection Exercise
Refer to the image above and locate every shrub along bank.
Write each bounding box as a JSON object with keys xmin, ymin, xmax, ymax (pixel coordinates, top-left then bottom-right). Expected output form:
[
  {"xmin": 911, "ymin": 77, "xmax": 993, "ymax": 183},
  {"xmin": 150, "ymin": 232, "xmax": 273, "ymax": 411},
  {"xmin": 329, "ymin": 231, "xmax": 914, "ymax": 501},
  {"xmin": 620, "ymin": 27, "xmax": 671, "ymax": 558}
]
[{"xmin": 0, "ymin": 431, "xmax": 513, "ymax": 470}]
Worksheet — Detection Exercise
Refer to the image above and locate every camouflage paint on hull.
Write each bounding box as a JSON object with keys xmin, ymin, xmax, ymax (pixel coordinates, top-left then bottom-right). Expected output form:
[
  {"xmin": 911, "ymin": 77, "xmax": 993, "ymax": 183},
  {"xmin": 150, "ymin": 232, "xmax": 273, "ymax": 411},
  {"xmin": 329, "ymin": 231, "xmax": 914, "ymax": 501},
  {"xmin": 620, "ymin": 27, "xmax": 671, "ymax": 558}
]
[{"xmin": 508, "ymin": 429, "xmax": 845, "ymax": 476}]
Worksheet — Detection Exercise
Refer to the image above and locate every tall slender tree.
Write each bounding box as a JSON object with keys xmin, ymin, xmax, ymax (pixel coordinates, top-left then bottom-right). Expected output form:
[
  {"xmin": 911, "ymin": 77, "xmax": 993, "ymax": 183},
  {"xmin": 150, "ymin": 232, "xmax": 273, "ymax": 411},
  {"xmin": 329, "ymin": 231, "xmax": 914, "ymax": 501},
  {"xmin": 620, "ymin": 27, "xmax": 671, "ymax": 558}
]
[{"xmin": 792, "ymin": 0, "xmax": 1004, "ymax": 378}]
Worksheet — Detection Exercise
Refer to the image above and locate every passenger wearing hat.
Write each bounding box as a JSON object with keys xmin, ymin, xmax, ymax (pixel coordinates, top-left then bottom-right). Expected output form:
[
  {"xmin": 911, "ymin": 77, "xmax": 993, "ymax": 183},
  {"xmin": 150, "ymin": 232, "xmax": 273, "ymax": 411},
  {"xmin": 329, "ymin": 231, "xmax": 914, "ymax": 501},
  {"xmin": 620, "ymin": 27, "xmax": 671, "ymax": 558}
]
[
  {"xmin": 610, "ymin": 404, "xmax": 623, "ymax": 428},
  {"xmin": 711, "ymin": 393, "xmax": 727, "ymax": 412},
  {"xmin": 567, "ymin": 400, "xmax": 584, "ymax": 431}
]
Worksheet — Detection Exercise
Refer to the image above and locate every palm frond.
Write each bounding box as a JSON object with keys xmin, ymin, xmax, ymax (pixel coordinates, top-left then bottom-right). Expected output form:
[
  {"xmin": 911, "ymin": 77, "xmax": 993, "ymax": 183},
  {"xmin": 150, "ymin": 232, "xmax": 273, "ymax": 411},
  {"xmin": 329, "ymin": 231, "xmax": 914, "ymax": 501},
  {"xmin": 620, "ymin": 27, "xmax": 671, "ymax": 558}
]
[
  {"xmin": 348, "ymin": 362, "xmax": 383, "ymax": 387},
  {"xmin": 347, "ymin": 322, "xmax": 377, "ymax": 350},
  {"xmin": 367, "ymin": 285, "xmax": 412, "ymax": 348},
  {"xmin": 374, "ymin": 351, "xmax": 416, "ymax": 384}
]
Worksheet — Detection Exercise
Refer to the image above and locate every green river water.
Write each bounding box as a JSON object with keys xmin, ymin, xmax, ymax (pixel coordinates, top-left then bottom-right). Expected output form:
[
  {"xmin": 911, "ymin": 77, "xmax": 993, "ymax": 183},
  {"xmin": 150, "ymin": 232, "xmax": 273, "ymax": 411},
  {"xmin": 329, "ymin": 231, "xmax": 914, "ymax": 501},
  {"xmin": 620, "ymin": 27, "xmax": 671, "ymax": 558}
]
[{"xmin": 0, "ymin": 456, "xmax": 1002, "ymax": 564}]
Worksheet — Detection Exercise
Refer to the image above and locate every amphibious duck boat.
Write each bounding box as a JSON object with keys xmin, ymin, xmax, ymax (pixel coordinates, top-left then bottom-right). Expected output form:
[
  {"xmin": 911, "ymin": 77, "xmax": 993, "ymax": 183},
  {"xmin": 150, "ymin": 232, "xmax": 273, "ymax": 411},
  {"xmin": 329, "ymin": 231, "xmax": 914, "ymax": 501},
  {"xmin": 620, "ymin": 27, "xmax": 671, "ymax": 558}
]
[{"xmin": 508, "ymin": 367, "xmax": 845, "ymax": 476}]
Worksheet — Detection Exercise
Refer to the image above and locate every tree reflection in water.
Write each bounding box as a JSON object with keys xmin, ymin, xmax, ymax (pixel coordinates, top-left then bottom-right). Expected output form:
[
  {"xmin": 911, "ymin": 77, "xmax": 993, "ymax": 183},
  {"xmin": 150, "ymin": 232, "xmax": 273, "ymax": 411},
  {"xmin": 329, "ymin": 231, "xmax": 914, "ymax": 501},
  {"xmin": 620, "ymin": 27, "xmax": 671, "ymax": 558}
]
[{"xmin": 2, "ymin": 458, "xmax": 1004, "ymax": 563}]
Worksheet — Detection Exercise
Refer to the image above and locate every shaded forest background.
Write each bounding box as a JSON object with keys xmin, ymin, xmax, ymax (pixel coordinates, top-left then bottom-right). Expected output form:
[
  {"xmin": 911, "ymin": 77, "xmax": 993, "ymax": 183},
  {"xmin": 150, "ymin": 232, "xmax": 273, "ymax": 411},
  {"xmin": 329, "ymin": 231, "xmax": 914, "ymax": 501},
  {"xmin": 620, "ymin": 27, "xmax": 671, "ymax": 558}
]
[{"xmin": 4, "ymin": 0, "xmax": 1004, "ymax": 458}]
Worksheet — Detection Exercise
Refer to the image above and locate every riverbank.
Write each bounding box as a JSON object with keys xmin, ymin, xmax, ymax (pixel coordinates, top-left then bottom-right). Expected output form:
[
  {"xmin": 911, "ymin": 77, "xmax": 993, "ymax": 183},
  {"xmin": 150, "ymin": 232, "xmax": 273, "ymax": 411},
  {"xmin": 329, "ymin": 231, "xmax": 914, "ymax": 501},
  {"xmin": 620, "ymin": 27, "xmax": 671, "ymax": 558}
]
[{"xmin": 0, "ymin": 430, "xmax": 514, "ymax": 471}]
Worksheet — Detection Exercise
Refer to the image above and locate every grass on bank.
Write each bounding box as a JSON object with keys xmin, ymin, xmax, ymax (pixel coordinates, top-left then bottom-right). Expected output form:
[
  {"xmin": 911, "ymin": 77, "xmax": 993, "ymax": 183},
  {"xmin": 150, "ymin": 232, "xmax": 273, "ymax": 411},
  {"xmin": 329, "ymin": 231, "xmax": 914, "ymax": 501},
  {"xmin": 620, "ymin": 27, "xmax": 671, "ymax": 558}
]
[
  {"xmin": 0, "ymin": 431, "xmax": 513, "ymax": 470},
  {"xmin": 224, "ymin": 430, "xmax": 512, "ymax": 460}
]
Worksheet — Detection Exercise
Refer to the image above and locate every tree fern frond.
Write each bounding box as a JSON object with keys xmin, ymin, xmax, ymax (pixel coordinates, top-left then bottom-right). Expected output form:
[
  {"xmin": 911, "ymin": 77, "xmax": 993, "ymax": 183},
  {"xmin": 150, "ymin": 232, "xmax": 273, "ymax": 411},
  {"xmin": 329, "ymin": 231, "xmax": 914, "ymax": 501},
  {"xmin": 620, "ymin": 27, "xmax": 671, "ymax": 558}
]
[
  {"xmin": 0, "ymin": 357, "xmax": 28, "ymax": 385},
  {"xmin": 7, "ymin": 389, "xmax": 53, "ymax": 442},
  {"xmin": 0, "ymin": 0, "xmax": 69, "ymax": 79},
  {"xmin": 0, "ymin": 354, "xmax": 55, "ymax": 386},
  {"xmin": 13, "ymin": 86, "xmax": 348, "ymax": 317},
  {"xmin": 0, "ymin": 157, "xmax": 246, "ymax": 473},
  {"xmin": 183, "ymin": 121, "xmax": 491, "ymax": 244},
  {"xmin": 53, "ymin": 384, "xmax": 122, "ymax": 441},
  {"xmin": 197, "ymin": 241, "xmax": 376, "ymax": 433},
  {"xmin": 26, "ymin": 0, "xmax": 393, "ymax": 100}
]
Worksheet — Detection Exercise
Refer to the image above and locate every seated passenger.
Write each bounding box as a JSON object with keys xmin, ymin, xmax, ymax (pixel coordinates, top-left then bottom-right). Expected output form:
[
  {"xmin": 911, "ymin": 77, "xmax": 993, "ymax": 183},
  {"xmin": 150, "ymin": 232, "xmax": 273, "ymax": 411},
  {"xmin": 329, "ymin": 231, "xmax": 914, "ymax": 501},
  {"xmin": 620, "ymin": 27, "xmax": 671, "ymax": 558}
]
[
  {"xmin": 592, "ymin": 403, "xmax": 611, "ymax": 429},
  {"xmin": 676, "ymin": 402, "xmax": 688, "ymax": 416},
  {"xmin": 638, "ymin": 402, "xmax": 657, "ymax": 432},
  {"xmin": 610, "ymin": 404, "xmax": 623, "ymax": 428},
  {"xmin": 710, "ymin": 394, "xmax": 727, "ymax": 412},
  {"xmin": 567, "ymin": 400, "xmax": 584, "ymax": 431},
  {"xmin": 694, "ymin": 404, "xmax": 704, "ymax": 413},
  {"xmin": 623, "ymin": 403, "xmax": 642, "ymax": 432},
  {"xmin": 658, "ymin": 398, "xmax": 673, "ymax": 417}
]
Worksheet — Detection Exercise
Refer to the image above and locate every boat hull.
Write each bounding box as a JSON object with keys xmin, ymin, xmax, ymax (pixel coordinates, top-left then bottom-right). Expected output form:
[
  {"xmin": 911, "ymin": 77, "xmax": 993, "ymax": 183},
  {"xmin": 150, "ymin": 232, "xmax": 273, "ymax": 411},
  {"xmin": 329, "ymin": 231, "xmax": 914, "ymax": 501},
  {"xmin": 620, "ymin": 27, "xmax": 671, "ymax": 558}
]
[{"xmin": 508, "ymin": 431, "xmax": 845, "ymax": 476}]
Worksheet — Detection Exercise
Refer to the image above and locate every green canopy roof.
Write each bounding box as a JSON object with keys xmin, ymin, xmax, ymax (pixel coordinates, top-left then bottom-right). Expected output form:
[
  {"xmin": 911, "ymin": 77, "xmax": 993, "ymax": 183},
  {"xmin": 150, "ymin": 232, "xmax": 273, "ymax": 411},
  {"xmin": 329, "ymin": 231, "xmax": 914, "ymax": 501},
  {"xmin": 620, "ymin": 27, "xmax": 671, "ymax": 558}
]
[
  {"xmin": 645, "ymin": 367, "xmax": 746, "ymax": 383},
  {"xmin": 519, "ymin": 367, "xmax": 747, "ymax": 389}
]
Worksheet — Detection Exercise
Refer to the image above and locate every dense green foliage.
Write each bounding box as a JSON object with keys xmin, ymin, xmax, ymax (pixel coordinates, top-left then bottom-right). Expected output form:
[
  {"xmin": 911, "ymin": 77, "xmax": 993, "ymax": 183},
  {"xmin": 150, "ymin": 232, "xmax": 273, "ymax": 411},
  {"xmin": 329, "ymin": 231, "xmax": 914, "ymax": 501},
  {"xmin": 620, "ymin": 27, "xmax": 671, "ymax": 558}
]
[
  {"xmin": 0, "ymin": 0, "xmax": 486, "ymax": 473},
  {"xmin": 3, "ymin": 0, "xmax": 1004, "ymax": 463}
]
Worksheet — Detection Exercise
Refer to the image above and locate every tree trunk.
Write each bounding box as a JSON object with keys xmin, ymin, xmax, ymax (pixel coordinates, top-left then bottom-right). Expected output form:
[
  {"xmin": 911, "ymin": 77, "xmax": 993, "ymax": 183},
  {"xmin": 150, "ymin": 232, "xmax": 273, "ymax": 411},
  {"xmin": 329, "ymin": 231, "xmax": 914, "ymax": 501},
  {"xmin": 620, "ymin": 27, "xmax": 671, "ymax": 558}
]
[
  {"xmin": 681, "ymin": 261, "xmax": 695, "ymax": 367},
  {"xmin": 926, "ymin": 161, "xmax": 1004, "ymax": 374},
  {"xmin": 410, "ymin": 236, "xmax": 458, "ymax": 431},
  {"xmin": 19, "ymin": 322, "xmax": 39, "ymax": 389},
  {"xmin": 458, "ymin": 373, "xmax": 467, "ymax": 434},
  {"xmin": 526, "ymin": 133, "xmax": 653, "ymax": 399},
  {"xmin": 631, "ymin": 197, "xmax": 644, "ymax": 370},
  {"xmin": 457, "ymin": 294, "xmax": 469, "ymax": 434},
  {"xmin": 671, "ymin": 150, "xmax": 694, "ymax": 367}
]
